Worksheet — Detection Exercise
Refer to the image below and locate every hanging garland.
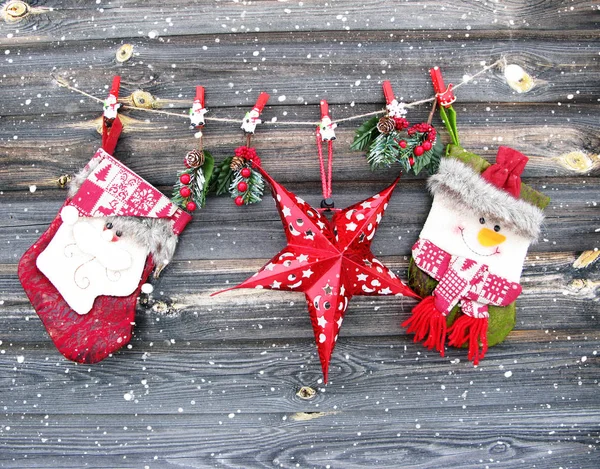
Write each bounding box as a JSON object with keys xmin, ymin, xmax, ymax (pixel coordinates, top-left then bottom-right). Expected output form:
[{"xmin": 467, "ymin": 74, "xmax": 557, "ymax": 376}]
[
  {"xmin": 351, "ymin": 81, "xmax": 444, "ymax": 175},
  {"xmin": 208, "ymin": 93, "xmax": 269, "ymax": 206},
  {"xmin": 170, "ymin": 86, "xmax": 214, "ymax": 212}
]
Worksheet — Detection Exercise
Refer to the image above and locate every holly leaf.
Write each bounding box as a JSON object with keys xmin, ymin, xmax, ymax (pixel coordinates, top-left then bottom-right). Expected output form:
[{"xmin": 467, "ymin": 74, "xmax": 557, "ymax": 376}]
[
  {"xmin": 201, "ymin": 150, "xmax": 215, "ymax": 202},
  {"xmin": 411, "ymin": 150, "xmax": 431, "ymax": 175},
  {"xmin": 427, "ymin": 137, "xmax": 444, "ymax": 174},
  {"xmin": 350, "ymin": 115, "xmax": 380, "ymax": 151},
  {"xmin": 209, "ymin": 157, "xmax": 234, "ymax": 196}
]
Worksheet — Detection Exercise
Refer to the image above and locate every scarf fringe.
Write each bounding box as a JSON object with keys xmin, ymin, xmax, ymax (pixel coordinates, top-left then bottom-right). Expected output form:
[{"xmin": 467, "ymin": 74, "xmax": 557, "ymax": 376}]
[
  {"xmin": 402, "ymin": 296, "xmax": 447, "ymax": 356},
  {"xmin": 448, "ymin": 315, "xmax": 489, "ymax": 365}
]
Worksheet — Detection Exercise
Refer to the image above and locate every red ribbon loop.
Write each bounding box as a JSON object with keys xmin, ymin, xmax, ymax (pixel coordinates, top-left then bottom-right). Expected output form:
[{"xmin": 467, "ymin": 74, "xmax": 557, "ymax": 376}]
[{"xmin": 481, "ymin": 146, "xmax": 528, "ymax": 198}]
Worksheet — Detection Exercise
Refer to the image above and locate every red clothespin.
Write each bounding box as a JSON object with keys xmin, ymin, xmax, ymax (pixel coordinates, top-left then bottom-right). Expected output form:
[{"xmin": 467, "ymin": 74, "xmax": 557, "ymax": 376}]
[
  {"xmin": 103, "ymin": 76, "xmax": 121, "ymax": 120},
  {"xmin": 382, "ymin": 80, "xmax": 395, "ymax": 105},
  {"xmin": 241, "ymin": 92, "xmax": 270, "ymax": 134},
  {"xmin": 430, "ymin": 66, "xmax": 456, "ymax": 108},
  {"xmin": 382, "ymin": 81, "xmax": 406, "ymax": 118},
  {"xmin": 189, "ymin": 85, "xmax": 208, "ymax": 128},
  {"xmin": 318, "ymin": 99, "xmax": 337, "ymax": 141},
  {"xmin": 102, "ymin": 76, "xmax": 123, "ymax": 155}
]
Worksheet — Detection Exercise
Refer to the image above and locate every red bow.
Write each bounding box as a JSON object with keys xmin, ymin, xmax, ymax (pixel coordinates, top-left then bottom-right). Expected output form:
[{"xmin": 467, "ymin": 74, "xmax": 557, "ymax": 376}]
[{"xmin": 481, "ymin": 146, "xmax": 528, "ymax": 198}]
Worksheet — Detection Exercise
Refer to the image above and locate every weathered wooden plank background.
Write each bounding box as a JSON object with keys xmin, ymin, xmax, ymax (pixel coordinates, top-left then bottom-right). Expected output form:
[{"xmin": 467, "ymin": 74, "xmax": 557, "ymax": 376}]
[{"xmin": 0, "ymin": 0, "xmax": 599, "ymax": 468}]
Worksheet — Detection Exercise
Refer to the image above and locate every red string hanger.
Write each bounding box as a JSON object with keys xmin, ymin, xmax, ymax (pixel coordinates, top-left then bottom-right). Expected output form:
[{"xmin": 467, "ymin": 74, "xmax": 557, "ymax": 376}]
[{"xmin": 315, "ymin": 99, "xmax": 337, "ymax": 211}]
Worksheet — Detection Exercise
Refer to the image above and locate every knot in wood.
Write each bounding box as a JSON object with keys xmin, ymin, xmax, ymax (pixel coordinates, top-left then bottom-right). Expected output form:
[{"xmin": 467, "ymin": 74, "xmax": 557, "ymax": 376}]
[
  {"xmin": 131, "ymin": 90, "xmax": 157, "ymax": 109},
  {"xmin": 116, "ymin": 44, "xmax": 134, "ymax": 63},
  {"xmin": 296, "ymin": 386, "xmax": 316, "ymax": 400},
  {"xmin": 3, "ymin": 1, "xmax": 29, "ymax": 21},
  {"xmin": 57, "ymin": 174, "xmax": 71, "ymax": 189}
]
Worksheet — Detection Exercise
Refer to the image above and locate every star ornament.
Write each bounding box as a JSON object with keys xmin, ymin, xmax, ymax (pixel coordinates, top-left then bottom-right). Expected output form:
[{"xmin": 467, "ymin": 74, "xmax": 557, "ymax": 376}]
[{"xmin": 215, "ymin": 167, "xmax": 419, "ymax": 382}]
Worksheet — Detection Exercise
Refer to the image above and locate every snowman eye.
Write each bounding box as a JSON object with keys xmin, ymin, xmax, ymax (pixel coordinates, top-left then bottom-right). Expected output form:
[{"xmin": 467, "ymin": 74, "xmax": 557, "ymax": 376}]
[
  {"xmin": 115, "ymin": 231, "xmax": 122, "ymax": 237},
  {"xmin": 105, "ymin": 222, "xmax": 113, "ymax": 229},
  {"xmin": 493, "ymin": 225, "xmax": 501, "ymax": 232},
  {"xmin": 479, "ymin": 217, "xmax": 485, "ymax": 225}
]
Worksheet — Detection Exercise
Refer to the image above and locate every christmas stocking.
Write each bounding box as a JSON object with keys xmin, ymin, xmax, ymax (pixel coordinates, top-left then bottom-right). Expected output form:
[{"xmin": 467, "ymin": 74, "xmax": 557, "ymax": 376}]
[
  {"xmin": 18, "ymin": 77, "xmax": 191, "ymax": 363},
  {"xmin": 404, "ymin": 145, "xmax": 550, "ymax": 364}
]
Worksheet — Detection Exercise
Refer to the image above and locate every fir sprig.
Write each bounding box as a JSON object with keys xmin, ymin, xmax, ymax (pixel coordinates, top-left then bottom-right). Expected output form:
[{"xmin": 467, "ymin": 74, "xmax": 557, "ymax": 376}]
[
  {"xmin": 367, "ymin": 132, "xmax": 401, "ymax": 169},
  {"xmin": 229, "ymin": 164, "xmax": 265, "ymax": 204},
  {"xmin": 171, "ymin": 150, "xmax": 214, "ymax": 211}
]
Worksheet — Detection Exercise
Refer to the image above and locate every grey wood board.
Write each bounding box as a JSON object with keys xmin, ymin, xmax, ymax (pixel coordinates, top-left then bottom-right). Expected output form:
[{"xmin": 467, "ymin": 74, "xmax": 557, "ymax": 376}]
[
  {"xmin": 1, "ymin": 0, "xmax": 597, "ymax": 45},
  {"xmin": 0, "ymin": 406, "xmax": 597, "ymax": 468},
  {"xmin": 0, "ymin": 178, "xmax": 597, "ymax": 264},
  {"xmin": 0, "ymin": 35, "xmax": 599, "ymax": 116},
  {"xmin": 0, "ymin": 335, "xmax": 597, "ymax": 415},
  {"xmin": 2, "ymin": 250, "xmax": 598, "ymax": 344}
]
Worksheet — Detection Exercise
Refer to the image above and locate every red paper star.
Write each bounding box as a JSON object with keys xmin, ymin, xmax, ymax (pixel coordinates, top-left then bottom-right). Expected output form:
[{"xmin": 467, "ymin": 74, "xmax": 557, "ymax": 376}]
[{"xmin": 216, "ymin": 167, "xmax": 418, "ymax": 382}]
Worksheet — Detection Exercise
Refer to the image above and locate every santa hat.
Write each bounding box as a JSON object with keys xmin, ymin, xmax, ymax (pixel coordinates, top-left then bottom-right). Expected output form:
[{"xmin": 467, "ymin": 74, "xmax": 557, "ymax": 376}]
[
  {"xmin": 69, "ymin": 148, "xmax": 191, "ymax": 235},
  {"xmin": 427, "ymin": 146, "xmax": 545, "ymax": 240}
]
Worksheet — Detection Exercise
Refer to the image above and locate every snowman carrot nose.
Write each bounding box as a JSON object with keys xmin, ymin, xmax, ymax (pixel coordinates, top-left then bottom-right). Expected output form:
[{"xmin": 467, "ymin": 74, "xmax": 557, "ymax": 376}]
[{"xmin": 477, "ymin": 227, "xmax": 506, "ymax": 247}]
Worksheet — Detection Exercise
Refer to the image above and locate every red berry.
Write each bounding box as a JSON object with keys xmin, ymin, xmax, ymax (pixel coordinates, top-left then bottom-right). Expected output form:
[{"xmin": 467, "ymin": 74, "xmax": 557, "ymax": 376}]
[
  {"xmin": 234, "ymin": 196, "xmax": 244, "ymax": 206},
  {"xmin": 237, "ymin": 181, "xmax": 248, "ymax": 192},
  {"xmin": 241, "ymin": 167, "xmax": 252, "ymax": 178},
  {"xmin": 399, "ymin": 140, "xmax": 407, "ymax": 149},
  {"xmin": 414, "ymin": 146, "xmax": 424, "ymax": 157},
  {"xmin": 409, "ymin": 157, "xmax": 415, "ymax": 166},
  {"xmin": 180, "ymin": 187, "xmax": 191, "ymax": 198},
  {"xmin": 186, "ymin": 201, "xmax": 197, "ymax": 212},
  {"xmin": 422, "ymin": 141, "xmax": 432, "ymax": 151},
  {"xmin": 179, "ymin": 173, "xmax": 191, "ymax": 185}
]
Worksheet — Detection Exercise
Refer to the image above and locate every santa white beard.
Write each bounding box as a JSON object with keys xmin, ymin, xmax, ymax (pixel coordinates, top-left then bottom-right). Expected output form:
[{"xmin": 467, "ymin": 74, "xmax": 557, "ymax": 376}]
[{"xmin": 36, "ymin": 206, "xmax": 148, "ymax": 315}]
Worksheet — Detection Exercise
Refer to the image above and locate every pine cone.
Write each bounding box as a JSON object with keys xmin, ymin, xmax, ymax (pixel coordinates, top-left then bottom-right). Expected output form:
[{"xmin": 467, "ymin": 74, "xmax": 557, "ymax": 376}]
[
  {"xmin": 377, "ymin": 116, "xmax": 396, "ymax": 134},
  {"xmin": 230, "ymin": 155, "xmax": 245, "ymax": 170},
  {"xmin": 185, "ymin": 149, "xmax": 204, "ymax": 168}
]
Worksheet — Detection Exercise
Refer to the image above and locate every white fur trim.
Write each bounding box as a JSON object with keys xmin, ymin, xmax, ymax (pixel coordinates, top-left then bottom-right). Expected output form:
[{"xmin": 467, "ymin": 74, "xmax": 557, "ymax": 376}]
[{"xmin": 428, "ymin": 158, "xmax": 544, "ymax": 240}]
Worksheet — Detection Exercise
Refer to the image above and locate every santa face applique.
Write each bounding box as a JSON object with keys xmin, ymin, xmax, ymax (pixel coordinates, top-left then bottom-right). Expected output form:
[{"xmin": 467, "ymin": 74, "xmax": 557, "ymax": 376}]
[
  {"xmin": 419, "ymin": 197, "xmax": 531, "ymax": 283},
  {"xmin": 36, "ymin": 206, "xmax": 148, "ymax": 315}
]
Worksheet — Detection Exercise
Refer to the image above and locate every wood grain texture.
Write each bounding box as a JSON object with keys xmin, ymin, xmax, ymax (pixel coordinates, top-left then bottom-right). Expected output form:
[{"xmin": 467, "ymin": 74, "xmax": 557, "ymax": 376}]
[{"xmin": 0, "ymin": 1, "xmax": 599, "ymax": 468}]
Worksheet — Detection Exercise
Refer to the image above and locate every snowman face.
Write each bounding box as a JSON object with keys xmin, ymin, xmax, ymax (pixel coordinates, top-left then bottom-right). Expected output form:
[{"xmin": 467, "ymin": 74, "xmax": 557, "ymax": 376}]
[
  {"xmin": 419, "ymin": 198, "xmax": 531, "ymax": 282},
  {"xmin": 36, "ymin": 206, "xmax": 148, "ymax": 315}
]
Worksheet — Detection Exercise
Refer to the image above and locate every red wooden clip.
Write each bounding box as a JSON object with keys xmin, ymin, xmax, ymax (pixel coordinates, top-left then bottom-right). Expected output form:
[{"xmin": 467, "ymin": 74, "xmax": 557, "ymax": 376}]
[
  {"xmin": 382, "ymin": 80, "xmax": 395, "ymax": 105},
  {"xmin": 318, "ymin": 99, "xmax": 337, "ymax": 141},
  {"xmin": 190, "ymin": 85, "xmax": 208, "ymax": 128},
  {"xmin": 320, "ymin": 99, "xmax": 330, "ymax": 119},
  {"xmin": 109, "ymin": 76, "xmax": 121, "ymax": 99},
  {"xmin": 102, "ymin": 76, "xmax": 123, "ymax": 154},
  {"xmin": 195, "ymin": 86, "xmax": 205, "ymax": 108},
  {"xmin": 241, "ymin": 92, "xmax": 270, "ymax": 133},
  {"xmin": 253, "ymin": 92, "xmax": 270, "ymax": 113},
  {"xmin": 430, "ymin": 66, "xmax": 456, "ymax": 108}
]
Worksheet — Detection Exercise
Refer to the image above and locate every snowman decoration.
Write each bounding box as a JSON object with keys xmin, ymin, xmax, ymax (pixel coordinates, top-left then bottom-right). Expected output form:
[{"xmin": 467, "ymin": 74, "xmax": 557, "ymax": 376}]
[{"xmin": 403, "ymin": 147, "xmax": 546, "ymax": 364}]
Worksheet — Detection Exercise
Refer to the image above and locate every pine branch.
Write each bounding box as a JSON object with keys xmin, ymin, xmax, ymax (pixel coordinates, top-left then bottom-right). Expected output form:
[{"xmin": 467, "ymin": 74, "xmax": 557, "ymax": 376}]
[
  {"xmin": 350, "ymin": 116, "xmax": 380, "ymax": 151},
  {"xmin": 366, "ymin": 132, "xmax": 400, "ymax": 169},
  {"xmin": 229, "ymin": 165, "xmax": 264, "ymax": 204}
]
